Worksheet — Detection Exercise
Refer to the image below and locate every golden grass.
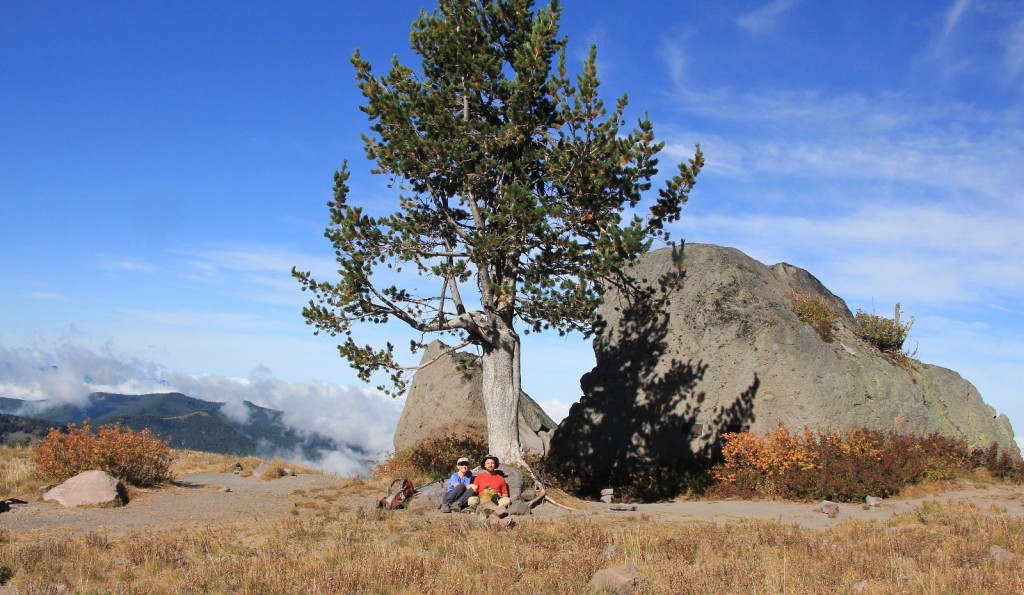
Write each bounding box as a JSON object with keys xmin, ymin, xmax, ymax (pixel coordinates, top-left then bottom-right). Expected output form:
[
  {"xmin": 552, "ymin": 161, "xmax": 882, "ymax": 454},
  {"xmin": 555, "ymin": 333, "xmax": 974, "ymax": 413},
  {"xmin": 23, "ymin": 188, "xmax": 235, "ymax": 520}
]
[
  {"xmin": 171, "ymin": 450, "xmax": 326, "ymax": 477},
  {"xmin": 2, "ymin": 498, "xmax": 1023, "ymax": 593},
  {"xmin": 4, "ymin": 445, "xmax": 1024, "ymax": 592},
  {"xmin": 0, "ymin": 444, "xmax": 39, "ymax": 499}
]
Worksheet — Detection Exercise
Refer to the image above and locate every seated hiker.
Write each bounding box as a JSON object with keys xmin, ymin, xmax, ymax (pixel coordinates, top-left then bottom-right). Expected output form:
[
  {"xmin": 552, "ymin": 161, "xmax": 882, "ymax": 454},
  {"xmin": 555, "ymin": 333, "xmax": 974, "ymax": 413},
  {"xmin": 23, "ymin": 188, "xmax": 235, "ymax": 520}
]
[
  {"xmin": 468, "ymin": 454, "xmax": 511, "ymax": 508},
  {"xmin": 440, "ymin": 456, "xmax": 476, "ymax": 513}
]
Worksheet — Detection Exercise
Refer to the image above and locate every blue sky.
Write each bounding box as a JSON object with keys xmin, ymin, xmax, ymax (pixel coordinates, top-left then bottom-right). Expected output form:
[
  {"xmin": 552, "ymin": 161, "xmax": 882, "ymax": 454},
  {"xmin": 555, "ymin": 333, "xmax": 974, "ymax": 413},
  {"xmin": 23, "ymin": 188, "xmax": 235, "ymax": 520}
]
[{"xmin": 3, "ymin": 0, "xmax": 1023, "ymax": 467}]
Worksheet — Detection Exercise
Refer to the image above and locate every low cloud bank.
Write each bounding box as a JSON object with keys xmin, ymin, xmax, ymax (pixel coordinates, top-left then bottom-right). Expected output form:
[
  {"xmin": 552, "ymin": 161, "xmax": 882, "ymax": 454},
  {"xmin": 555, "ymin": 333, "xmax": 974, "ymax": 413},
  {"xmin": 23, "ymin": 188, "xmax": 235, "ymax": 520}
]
[{"xmin": 0, "ymin": 342, "xmax": 403, "ymax": 476}]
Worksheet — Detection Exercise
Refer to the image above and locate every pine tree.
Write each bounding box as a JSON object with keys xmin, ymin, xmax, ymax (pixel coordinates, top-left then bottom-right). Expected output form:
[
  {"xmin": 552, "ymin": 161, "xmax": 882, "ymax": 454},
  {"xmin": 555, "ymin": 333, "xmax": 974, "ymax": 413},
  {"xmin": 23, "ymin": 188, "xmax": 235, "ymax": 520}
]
[{"xmin": 293, "ymin": 0, "xmax": 702, "ymax": 466}]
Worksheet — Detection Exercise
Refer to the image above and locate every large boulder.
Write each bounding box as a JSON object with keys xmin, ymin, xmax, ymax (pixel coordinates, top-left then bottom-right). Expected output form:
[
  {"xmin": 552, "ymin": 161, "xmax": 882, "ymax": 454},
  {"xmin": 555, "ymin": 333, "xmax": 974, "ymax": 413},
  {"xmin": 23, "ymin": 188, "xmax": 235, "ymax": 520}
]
[
  {"xmin": 549, "ymin": 243, "xmax": 1017, "ymax": 479},
  {"xmin": 393, "ymin": 341, "xmax": 557, "ymax": 455},
  {"xmin": 43, "ymin": 470, "xmax": 127, "ymax": 508}
]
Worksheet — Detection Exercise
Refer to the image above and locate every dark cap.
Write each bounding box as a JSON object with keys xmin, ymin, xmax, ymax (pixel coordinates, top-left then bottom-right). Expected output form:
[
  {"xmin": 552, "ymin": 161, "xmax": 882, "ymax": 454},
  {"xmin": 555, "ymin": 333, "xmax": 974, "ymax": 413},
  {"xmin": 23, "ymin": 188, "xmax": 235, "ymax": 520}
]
[{"xmin": 481, "ymin": 454, "xmax": 500, "ymax": 467}]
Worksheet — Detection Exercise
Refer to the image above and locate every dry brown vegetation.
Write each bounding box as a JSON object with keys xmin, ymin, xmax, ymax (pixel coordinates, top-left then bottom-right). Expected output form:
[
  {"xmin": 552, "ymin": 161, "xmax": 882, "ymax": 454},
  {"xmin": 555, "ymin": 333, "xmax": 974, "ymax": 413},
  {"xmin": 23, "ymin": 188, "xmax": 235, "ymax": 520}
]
[
  {"xmin": 4, "ymin": 444, "xmax": 1024, "ymax": 592},
  {"xmin": 2, "ymin": 494, "xmax": 1024, "ymax": 593}
]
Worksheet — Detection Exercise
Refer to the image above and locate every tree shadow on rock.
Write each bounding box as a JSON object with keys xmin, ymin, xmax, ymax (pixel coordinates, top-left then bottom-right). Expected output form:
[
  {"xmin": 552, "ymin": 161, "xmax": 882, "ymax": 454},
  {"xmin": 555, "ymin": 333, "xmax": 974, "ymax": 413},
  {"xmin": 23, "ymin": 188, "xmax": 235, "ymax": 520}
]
[{"xmin": 547, "ymin": 248, "xmax": 758, "ymax": 500}]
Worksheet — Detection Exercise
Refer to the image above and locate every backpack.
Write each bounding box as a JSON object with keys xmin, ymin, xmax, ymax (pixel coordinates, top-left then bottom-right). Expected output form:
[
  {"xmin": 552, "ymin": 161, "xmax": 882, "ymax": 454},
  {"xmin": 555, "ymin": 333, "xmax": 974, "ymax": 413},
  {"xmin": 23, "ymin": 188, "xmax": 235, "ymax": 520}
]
[{"xmin": 377, "ymin": 478, "xmax": 416, "ymax": 510}]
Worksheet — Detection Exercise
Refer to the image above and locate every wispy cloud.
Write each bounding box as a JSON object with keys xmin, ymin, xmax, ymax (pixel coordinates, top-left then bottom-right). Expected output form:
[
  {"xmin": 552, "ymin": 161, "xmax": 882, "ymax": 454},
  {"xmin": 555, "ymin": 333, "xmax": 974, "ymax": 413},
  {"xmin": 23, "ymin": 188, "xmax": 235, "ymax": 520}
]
[
  {"xmin": 941, "ymin": 0, "xmax": 973, "ymax": 41},
  {"xmin": 736, "ymin": 0, "xmax": 805, "ymax": 34}
]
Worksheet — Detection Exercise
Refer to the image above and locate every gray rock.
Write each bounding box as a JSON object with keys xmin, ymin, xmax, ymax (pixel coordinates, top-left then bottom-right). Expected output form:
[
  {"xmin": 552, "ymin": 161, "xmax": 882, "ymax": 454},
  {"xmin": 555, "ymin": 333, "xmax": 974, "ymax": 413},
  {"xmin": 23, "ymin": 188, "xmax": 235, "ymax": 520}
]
[
  {"xmin": 42, "ymin": 470, "xmax": 127, "ymax": 508},
  {"xmin": 507, "ymin": 499, "xmax": 532, "ymax": 516},
  {"xmin": 586, "ymin": 563, "xmax": 648, "ymax": 594},
  {"xmin": 989, "ymin": 544, "xmax": 1016, "ymax": 565},
  {"xmin": 550, "ymin": 244, "xmax": 1018, "ymax": 479},
  {"xmin": 406, "ymin": 481, "xmax": 445, "ymax": 513},
  {"xmin": 500, "ymin": 466, "xmax": 525, "ymax": 501},
  {"xmin": 600, "ymin": 494, "xmax": 615, "ymax": 503},
  {"xmin": 818, "ymin": 500, "xmax": 839, "ymax": 518},
  {"xmin": 394, "ymin": 341, "xmax": 557, "ymax": 455},
  {"xmin": 865, "ymin": 495, "xmax": 883, "ymax": 507}
]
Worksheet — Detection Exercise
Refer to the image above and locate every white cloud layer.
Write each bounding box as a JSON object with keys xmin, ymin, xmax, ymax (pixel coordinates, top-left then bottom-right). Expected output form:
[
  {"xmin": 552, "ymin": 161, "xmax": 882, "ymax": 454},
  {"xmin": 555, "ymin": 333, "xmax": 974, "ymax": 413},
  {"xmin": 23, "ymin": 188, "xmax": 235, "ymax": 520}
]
[{"xmin": 0, "ymin": 341, "xmax": 403, "ymax": 476}]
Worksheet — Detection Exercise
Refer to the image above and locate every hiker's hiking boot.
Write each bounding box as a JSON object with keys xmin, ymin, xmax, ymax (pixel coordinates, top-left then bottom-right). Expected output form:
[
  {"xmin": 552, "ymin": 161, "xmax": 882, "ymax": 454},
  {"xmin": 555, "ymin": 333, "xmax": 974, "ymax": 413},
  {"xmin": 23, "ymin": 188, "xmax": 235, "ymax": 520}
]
[
  {"xmin": 440, "ymin": 503, "xmax": 451, "ymax": 513},
  {"xmin": 451, "ymin": 503, "xmax": 462, "ymax": 513}
]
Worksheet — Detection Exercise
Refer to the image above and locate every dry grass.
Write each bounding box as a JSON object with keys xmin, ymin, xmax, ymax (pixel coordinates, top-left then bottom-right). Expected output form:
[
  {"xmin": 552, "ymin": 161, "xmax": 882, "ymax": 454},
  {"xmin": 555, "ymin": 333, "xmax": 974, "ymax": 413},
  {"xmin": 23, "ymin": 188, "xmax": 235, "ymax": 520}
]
[
  {"xmin": 5, "ymin": 445, "xmax": 1024, "ymax": 592},
  {"xmin": 171, "ymin": 450, "xmax": 325, "ymax": 477},
  {"xmin": 2, "ymin": 498, "xmax": 1023, "ymax": 593},
  {"xmin": 0, "ymin": 444, "xmax": 38, "ymax": 498}
]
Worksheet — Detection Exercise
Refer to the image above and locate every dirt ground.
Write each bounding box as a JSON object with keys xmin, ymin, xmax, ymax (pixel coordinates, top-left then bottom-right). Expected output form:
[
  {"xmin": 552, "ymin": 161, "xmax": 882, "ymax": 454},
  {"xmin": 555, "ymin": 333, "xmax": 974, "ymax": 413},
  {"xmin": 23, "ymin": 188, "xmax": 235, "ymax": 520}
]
[{"xmin": 4, "ymin": 472, "xmax": 1024, "ymax": 536}]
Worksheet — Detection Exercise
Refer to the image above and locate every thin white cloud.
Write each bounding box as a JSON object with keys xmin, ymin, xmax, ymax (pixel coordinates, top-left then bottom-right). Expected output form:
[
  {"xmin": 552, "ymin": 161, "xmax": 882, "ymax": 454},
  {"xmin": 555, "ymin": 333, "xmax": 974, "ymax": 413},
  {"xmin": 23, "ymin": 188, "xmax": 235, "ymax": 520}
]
[
  {"xmin": 98, "ymin": 255, "xmax": 155, "ymax": 273},
  {"xmin": 1006, "ymin": 16, "xmax": 1024, "ymax": 76},
  {"xmin": 26, "ymin": 292, "xmax": 65, "ymax": 301},
  {"xmin": 941, "ymin": 0, "xmax": 973, "ymax": 41},
  {"xmin": 737, "ymin": 0, "xmax": 805, "ymax": 34}
]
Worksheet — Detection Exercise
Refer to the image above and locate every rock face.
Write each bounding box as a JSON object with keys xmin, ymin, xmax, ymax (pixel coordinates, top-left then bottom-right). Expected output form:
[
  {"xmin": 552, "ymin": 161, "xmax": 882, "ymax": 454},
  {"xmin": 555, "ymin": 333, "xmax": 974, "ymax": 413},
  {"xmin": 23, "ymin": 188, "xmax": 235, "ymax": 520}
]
[
  {"xmin": 549, "ymin": 243, "xmax": 1017, "ymax": 479},
  {"xmin": 43, "ymin": 470, "xmax": 127, "ymax": 508},
  {"xmin": 393, "ymin": 341, "xmax": 557, "ymax": 455}
]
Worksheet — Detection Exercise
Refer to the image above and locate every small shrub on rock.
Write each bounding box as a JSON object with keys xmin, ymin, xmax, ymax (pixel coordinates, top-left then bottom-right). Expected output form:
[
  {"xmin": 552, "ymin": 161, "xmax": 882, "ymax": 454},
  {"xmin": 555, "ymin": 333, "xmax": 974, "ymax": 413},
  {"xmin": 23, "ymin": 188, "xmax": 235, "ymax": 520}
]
[
  {"xmin": 853, "ymin": 308, "xmax": 913, "ymax": 354},
  {"xmin": 787, "ymin": 292, "xmax": 839, "ymax": 342},
  {"xmin": 33, "ymin": 422, "xmax": 175, "ymax": 487}
]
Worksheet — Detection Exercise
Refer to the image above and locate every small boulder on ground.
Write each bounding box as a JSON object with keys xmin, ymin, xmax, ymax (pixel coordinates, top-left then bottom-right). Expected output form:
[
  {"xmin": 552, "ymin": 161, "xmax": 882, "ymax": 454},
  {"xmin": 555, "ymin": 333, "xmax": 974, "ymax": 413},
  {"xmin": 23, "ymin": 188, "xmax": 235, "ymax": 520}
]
[
  {"xmin": 407, "ymin": 481, "xmax": 445, "ymax": 513},
  {"xmin": 586, "ymin": 563, "xmax": 648, "ymax": 594},
  {"xmin": 817, "ymin": 500, "xmax": 839, "ymax": 518},
  {"xmin": 42, "ymin": 470, "xmax": 127, "ymax": 508}
]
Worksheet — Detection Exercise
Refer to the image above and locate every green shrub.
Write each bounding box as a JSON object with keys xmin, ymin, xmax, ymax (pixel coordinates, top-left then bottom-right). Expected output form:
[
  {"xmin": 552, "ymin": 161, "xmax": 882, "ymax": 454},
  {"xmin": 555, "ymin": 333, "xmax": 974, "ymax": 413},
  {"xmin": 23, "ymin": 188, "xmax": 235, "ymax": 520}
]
[
  {"xmin": 853, "ymin": 306, "xmax": 913, "ymax": 354},
  {"xmin": 787, "ymin": 292, "xmax": 838, "ymax": 342},
  {"xmin": 33, "ymin": 422, "xmax": 175, "ymax": 487}
]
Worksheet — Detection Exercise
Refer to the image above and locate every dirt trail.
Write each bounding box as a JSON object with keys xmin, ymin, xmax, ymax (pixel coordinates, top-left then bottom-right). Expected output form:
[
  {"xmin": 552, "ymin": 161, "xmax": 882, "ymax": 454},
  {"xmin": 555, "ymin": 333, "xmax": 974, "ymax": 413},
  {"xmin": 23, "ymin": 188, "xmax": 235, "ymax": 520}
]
[{"xmin": 4, "ymin": 474, "xmax": 1024, "ymax": 536}]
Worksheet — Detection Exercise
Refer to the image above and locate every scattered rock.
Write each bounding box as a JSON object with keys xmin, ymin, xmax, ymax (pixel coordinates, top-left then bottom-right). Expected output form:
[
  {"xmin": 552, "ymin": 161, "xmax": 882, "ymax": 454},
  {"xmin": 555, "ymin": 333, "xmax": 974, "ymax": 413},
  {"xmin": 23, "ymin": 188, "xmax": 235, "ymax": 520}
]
[
  {"xmin": 407, "ymin": 481, "xmax": 445, "ymax": 513},
  {"xmin": 230, "ymin": 462, "xmax": 243, "ymax": 474},
  {"xmin": 252, "ymin": 463, "xmax": 285, "ymax": 480},
  {"xmin": 602, "ymin": 544, "xmax": 624, "ymax": 561},
  {"xmin": 507, "ymin": 499, "xmax": 532, "ymax": 516},
  {"xmin": 478, "ymin": 502, "xmax": 509, "ymax": 518},
  {"xmin": 394, "ymin": 340, "xmax": 557, "ymax": 455},
  {"xmin": 586, "ymin": 563, "xmax": 648, "ymax": 594},
  {"xmin": 817, "ymin": 500, "xmax": 839, "ymax": 518},
  {"xmin": 609, "ymin": 504, "xmax": 637, "ymax": 512},
  {"xmin": 865, "ymin": 495, "xmax": 883, "ymax": 507},
  {"xmin": 42, "ymin": 470, "xmax": 127, "ymax": 508},
  {"xmin": 989, "ymin": 544, "xmax": 1016, "ymax": 565},
  {"xmin": 483, "ymin": 515, "xmax": 515, "ymax": 529}
]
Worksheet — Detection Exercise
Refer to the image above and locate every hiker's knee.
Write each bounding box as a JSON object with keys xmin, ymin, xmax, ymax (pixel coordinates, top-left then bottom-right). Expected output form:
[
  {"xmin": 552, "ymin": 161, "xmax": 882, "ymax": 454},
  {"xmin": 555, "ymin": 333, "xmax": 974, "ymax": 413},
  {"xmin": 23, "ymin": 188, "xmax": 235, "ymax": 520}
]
[
  {"xmin": 497, "ymin": 496, "xmax": 511, "ymax": 508},
  {"xmin": 467, "ymin": 496, "xmax": 480, "ymax": 507}
]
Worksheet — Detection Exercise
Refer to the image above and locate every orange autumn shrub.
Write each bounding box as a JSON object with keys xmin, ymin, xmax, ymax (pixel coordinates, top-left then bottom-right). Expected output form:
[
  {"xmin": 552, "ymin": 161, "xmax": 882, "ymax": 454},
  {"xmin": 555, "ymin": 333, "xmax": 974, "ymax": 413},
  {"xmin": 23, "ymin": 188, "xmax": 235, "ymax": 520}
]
[
  {"xmin": 34, "ymin": 421, "xmax": 175, "ymax": 487},
  {"xmin": 709, "ymin": 425, "xmax": 998, "ymax": 502},
  {"xmin": 711, "ymin": 425, "xmax": 819, "ymax": 498}
]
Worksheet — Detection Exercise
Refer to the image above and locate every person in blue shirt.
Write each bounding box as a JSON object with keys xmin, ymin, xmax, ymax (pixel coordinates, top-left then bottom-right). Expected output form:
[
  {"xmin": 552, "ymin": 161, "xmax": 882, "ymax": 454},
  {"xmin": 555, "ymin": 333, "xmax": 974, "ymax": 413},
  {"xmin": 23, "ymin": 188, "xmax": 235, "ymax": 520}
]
[{"xmin": 440, "ymin": 456, "xmax": 477, "ymax": 512}]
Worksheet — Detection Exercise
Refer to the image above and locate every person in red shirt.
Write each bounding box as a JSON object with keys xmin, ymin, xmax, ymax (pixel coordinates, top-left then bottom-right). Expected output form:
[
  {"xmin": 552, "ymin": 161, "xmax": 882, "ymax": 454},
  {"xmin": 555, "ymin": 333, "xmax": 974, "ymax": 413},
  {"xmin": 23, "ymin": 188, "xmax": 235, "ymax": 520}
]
[{"xmin": 469, "ymin": 454, "xmax": 511, "ymax": 508}]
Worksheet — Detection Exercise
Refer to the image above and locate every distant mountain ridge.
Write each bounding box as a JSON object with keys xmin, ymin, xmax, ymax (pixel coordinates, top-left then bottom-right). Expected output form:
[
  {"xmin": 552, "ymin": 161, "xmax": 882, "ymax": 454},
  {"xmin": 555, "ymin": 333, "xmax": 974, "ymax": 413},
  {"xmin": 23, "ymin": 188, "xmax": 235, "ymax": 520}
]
[{"xmin": 0, "ymin": 392, "xmax": 363, "ymax": 461}]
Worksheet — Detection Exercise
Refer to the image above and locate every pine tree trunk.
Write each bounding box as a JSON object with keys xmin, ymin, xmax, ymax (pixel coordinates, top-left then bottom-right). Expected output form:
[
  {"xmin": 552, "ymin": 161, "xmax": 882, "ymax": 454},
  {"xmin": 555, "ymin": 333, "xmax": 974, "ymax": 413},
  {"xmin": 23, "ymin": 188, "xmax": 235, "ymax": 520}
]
[{"xmin": 480, "ymin": 332, "xmax": 525, "ymax": 467}]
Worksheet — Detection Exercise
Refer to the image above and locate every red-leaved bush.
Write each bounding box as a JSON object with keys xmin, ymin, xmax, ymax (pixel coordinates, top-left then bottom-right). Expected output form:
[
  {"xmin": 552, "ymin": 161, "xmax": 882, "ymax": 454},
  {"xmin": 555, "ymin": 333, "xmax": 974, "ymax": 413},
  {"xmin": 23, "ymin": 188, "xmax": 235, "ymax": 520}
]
[
  {"xmin": 709, "ymin": 425, "xmax": 1020, "ymax": 502},
  {"xmin": 33, "ymin": 421, "xmax": 175, "ymax": 487}
]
